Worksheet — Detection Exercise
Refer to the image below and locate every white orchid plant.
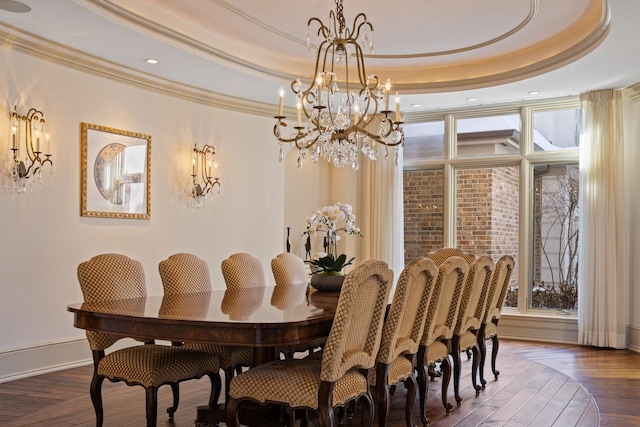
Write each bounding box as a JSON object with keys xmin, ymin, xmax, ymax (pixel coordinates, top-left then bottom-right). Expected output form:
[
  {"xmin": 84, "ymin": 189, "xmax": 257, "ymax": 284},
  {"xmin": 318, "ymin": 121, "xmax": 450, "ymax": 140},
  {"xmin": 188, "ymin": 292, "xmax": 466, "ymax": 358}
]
[{"xmin": 303, "ymin": 202, "xmax": 363, "ymax": 275}]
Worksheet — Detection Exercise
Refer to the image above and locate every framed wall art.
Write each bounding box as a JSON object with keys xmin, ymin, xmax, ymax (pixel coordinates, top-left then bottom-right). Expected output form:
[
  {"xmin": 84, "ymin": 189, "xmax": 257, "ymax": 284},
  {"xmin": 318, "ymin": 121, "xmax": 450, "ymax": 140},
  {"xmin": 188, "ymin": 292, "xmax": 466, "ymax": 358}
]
[{"xmin": 80, "ymin": 123, "xmax": 151, "ymax": 219}]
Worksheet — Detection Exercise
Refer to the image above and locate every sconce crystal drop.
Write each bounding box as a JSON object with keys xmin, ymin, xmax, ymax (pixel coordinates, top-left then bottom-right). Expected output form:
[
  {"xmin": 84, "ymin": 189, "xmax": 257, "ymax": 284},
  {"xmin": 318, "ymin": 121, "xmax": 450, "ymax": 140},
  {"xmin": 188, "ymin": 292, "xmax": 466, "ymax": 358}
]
[
  {"xmin": 8, "ymin": 106, "xmax": 53, "ymax": 193},
  {"xmin": 188, "ymin": 143, "xmax": 220, "ymax": 208}
]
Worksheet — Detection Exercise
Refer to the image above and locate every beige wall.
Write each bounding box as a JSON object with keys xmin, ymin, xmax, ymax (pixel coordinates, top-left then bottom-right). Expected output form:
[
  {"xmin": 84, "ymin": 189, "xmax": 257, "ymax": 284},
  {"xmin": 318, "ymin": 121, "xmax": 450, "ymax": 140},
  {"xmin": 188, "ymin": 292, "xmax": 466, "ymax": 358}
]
[{"xmin": 0, "ymin": 46, "xmax": 287, "ymax": 379}]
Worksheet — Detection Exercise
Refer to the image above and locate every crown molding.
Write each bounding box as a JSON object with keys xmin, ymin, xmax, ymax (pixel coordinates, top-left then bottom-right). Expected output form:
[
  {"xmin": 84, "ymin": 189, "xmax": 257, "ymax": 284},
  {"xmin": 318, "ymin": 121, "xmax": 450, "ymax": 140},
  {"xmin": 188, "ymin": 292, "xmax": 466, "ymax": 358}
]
[{"xmin": 0, "ymin": 23, "xmax": 277, "ymax": 118}]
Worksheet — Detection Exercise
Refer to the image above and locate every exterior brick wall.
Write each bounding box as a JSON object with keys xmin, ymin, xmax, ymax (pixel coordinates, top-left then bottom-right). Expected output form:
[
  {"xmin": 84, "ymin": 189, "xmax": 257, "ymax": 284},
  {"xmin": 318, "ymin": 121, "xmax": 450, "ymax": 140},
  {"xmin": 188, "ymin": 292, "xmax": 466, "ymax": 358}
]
[{"xmin": 403, "ymin": 166, "xmax": 519, "ymax": 287}]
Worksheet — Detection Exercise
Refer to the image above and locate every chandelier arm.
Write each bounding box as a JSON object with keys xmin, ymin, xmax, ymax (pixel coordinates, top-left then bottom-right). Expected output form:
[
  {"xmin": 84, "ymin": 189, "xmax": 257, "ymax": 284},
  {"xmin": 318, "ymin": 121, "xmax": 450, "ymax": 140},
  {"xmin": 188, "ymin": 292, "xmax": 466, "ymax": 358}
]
[
  {"xmin": 308, "ymin": 17, "xmax": 330, "ymax": 40},
  {"xmin": 352, "ymin": 42, "xmax": 369, "ymax": 91},
  {"xmin": 348, "ymin": 14, "xmax": 372, "ymax": 42}
]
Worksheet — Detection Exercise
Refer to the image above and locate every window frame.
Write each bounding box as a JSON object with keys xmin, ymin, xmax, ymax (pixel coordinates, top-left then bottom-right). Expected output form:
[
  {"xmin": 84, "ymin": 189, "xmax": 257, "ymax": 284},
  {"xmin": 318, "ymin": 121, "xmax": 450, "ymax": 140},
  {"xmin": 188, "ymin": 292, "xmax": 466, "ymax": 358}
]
[{"xmin": 403, "ymin": 97, "xmax": 580, "ymax": 318}]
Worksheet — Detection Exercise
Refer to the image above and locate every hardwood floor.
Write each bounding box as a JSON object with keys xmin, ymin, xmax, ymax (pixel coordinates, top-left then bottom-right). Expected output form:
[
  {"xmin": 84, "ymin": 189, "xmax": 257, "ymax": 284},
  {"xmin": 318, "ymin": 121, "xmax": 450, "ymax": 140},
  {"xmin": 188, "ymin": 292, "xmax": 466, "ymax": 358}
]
[{"xmin": 0, "ymin": 339, "xmax": 639, "ymax": 426}]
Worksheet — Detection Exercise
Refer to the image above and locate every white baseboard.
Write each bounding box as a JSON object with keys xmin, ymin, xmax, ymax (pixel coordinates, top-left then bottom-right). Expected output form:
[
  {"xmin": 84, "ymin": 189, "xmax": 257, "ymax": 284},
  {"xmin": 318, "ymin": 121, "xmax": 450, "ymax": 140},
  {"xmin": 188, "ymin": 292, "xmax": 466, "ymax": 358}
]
[
  {"xmin": 0, "ymin": 338, "xmax": 92, "ymax": 384},
  {"xmin": 628, "ymin": 324, "xmax": 640, "ymax": 353},
  {"xmin": 497, "ymin": 313, "xmax": 579, "ymax": 344}
]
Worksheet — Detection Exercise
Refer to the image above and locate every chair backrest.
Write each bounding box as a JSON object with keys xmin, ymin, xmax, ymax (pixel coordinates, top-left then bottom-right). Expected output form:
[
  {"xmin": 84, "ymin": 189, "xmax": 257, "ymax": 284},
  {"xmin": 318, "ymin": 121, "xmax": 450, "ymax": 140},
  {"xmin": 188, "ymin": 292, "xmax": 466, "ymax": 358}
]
[
  {"xmin": 483, "ymin": 255, "xmax": 515, "ymax": 323},
  {"xmin": 221, "ymin": 252, "xmax": 266, "ymax": 290},
  {"xmin": 159, "ymin": 253, "xmax": 211, "ymax": 294},
  {"xmin": 453, "ymin": 256, "xmax": 495, "ymax": 335},
  {"xmin": 420, "ymin": 256, "xmax": 469, "ymax": 345},
  {"xmin": 77, "ymin": 253, "xmax": 147, "ymax": 350},
  {"xmin": 376, "ymin": 257, "xmax": 440, "ymax": 365},
  {"xmin": 425, "ymin": 248, "xmax": 475, "ymax": 266},
  {"xmin": 271, "ymin": 252, "xmax": 309, "ymax": 286},
  {"xmin": 320, "ymin": 259, "xmax": 393, "ymax": 382}
]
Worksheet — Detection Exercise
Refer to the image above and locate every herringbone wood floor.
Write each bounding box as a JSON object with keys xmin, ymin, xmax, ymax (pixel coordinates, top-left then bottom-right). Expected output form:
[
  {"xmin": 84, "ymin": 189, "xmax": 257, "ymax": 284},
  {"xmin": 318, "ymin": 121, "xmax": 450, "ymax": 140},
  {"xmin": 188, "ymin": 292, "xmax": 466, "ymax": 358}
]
[{"xmin": 0, "ymin": 339, "xmax": 639, "ymax": 426}]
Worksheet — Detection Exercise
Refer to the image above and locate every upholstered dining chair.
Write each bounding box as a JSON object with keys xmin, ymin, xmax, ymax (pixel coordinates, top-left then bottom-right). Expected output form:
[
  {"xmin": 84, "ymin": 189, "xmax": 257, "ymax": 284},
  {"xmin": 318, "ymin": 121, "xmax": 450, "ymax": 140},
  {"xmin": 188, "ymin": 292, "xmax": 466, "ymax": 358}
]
[
  {"xmin": 158, "ymin": 252, "xmax": 252, "ymax": 407},
  {"xmin": 226, "ymin": 259, "xmax": 393, "ymax": 427},
  {"xmin": 271, "ymin": 252, "xmax": 326, "ymax": 357},
  {"xmin": 449, "ymin": 256, "xmax": 495, "ymax": 405},
  {"xmin": 425, "ymin": 247, "xmax": 476, "ymax": 266},
  {"xmin": 78, "ymin": 253, "xmax": 221, "ymax": 427},
  {"xmin": 416, "ymin": 256, "xmax": 469, "ymax": 425},
  {"xmin": 221, "ymin": 252, "xmax": 266, "ymax": 290},
  {"xmin": 478, "ymin": 255, "xmax": 515, "ymax": 388},
  {"xmin": 373, "ymin": 257, "xmax": 441, "ymax": 427}
]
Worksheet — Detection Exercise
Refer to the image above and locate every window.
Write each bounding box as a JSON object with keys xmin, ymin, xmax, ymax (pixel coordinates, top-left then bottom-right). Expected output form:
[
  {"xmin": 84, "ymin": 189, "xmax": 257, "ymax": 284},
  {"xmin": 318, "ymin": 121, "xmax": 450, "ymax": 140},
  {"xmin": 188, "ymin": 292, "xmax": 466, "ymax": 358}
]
[
  {"xmin": 403, "ymin": 120, "xmax": 445, "ymax": 160},
  {"xmin": 530, "ymin": 163, "xmax": 579, "ymax": 311},
  {"xmin": 532, "ymin": 108, "xmax": 580, "ymax": 151},
  {"xmin": 455, "ymin": 166, "xmax": 520, "ymax": 306},
  {"xmin": 403, "ymin": 100, "xmax": 580, "ymax": 317},
  {"xmin": 456, "ymin": 114, "xmax": 521, "ymax": 157},
  {"xmin": 403, "ymin": 169, "xmax": 444, "ymax": 266}
]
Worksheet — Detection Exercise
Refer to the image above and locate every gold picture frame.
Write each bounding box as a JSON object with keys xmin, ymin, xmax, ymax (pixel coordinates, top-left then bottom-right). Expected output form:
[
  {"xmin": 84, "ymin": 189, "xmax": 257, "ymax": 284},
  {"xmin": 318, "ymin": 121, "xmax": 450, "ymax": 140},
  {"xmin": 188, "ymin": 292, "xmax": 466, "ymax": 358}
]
[{"xmin": 80, "ymin": 123, "xmax": 151, "ymax": 219}]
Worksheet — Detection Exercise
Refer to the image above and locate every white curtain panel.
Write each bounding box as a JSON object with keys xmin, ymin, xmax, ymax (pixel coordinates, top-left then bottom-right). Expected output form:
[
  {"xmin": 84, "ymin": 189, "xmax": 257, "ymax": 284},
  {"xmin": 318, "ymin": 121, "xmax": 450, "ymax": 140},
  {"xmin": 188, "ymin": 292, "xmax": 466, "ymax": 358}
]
[
  {"xmin": 578, "ymin": 89, "xmax": 629, "ymax": 348},
  {"xmin": 357, "ymin": 118, "xmax": 405, "ymax": 281}
]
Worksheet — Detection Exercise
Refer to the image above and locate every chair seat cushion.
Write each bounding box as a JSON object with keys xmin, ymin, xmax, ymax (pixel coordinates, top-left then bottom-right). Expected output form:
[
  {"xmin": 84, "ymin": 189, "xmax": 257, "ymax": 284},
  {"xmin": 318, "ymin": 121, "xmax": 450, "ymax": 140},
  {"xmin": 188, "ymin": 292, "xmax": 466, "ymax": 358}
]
[
  {"xmin": 459, "ymin": 332, "xmax": 478, "ymax": 351},
  {"xmin": 98, "ymin": 345, "xmax": 220, "ymax": 388},
  {"xmin": 370, "ymin": 356, "xmax": 414, "ymax": 386},
  {"xmin": 484, "ymin": 322, "xmax": 497, "ymax": 338},
  {"xmin": 185, "ymin": 343, "xmax": 252, "ymax": 368},
  {"xmin": 426, "ymin": 340, "xmax": 449, "ymax": 364},
  {"xmin": 229, "ymin": 359, "xmax": 368, "ymax": 409}
]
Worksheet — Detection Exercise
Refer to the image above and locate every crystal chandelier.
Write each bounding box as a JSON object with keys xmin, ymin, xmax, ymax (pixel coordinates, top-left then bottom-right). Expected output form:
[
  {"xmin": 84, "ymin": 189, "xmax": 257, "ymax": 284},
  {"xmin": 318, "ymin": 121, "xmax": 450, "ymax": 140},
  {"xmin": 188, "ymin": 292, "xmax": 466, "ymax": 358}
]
[
  {"xmin": 273, "ymin": 0, "xmax": 404, "ymax": 170},
  {"xmin": 188, "ymin": 143, "xmax": 220, "ymax": 208},
  {"xmin": 8, "ymin": 106, "xmax": 53, "ymax": 193}
]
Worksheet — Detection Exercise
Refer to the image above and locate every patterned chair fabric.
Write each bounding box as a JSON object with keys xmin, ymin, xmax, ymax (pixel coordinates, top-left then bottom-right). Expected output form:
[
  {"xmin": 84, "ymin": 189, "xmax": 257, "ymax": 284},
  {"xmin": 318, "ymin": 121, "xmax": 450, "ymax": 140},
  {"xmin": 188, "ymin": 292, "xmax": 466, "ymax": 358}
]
[
  {"xmin": 226, "ymin": 259, "xmax": 393, "ymax": 427},
  {"xmin": 158, "ymin": 253, "xmax": 211, "ymax": 294},
  {"xmin": 449, "ymin": 256, "xmax": 495, "ymax": 405},
  {"xmin": 372, "ymin": 257, "xmax": 440, "ymax": 427},
  {"xmin": 479, "ymin": 255, "xmax": 515, "ymax": 387},
  {"xmin": 77, "ymin": 253, "xmax": 221, "ymax": 427},
  {"xmin": 221, "ymin": 252, "xmax": 266, "ymax": 289},
  {"xmin": 158, "ymin": 252, "xmax": 252, "ymax": 405},
  {"xmin": 425, "ymin": 247, "xmax": 476, "ymax": 266},
  {"xmin": 271, "ymin": 252, "xmax": 325, "ymax": 356},
  {"xmin": 416, "ymin": 256, "xmax": 469, "ymax": 424}
]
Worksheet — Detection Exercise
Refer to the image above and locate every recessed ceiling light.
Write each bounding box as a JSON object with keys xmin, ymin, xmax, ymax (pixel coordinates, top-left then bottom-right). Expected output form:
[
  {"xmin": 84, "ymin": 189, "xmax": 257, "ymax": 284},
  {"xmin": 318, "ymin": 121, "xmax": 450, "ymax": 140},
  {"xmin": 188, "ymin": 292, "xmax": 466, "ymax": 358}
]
[
  {"xmin": 528, "ymin": 91, "xmax": 540, "ymax": 95},
  {"xmin": 145, "ymin": 59, "xmax": 159, "ymax": 64},
  {"xmin": 467, "ymin": 97, "xmax": 477, "ymax": 102},
  {"xmin": 411, "ymin": 103, "xmax": 422, "ymax": 108},
  {"xmin": 0, "ymin": 0, "xmax": 31, "ymax": 13}
]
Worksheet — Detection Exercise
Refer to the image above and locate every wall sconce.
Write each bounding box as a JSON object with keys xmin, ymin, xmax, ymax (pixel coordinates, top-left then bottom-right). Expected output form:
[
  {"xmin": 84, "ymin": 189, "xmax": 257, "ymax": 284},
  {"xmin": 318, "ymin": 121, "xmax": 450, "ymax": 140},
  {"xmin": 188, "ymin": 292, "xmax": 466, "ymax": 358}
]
[
  {"xmin": 189, "ymin": 143, "xmax": 220, "ymax": 208},
  {"xmin": 8, "ymin": 106, "xmax": 53, "ymax": 193}
]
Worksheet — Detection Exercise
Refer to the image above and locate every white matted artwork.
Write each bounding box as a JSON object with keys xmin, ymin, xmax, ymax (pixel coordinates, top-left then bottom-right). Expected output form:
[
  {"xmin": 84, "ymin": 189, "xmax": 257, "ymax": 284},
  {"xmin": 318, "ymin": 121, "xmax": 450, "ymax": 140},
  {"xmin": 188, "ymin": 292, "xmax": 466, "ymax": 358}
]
[{"xmin": 80, "ymin": 122, "xmax": 151, "ymax": 219}]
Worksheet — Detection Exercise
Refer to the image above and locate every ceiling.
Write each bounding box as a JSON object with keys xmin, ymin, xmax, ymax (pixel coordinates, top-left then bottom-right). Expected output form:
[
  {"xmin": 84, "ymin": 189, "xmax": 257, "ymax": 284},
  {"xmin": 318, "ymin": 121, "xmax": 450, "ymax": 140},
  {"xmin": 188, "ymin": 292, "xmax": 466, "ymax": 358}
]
[{"xmin": 0, "ymin": 0, "xmax": 638, "ymax": 114}]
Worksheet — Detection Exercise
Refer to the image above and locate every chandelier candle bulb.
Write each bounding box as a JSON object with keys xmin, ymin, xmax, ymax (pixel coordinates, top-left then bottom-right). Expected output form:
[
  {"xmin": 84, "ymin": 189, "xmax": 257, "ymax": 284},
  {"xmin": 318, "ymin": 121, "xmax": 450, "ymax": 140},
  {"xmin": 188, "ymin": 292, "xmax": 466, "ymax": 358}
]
[
  {"xmin": 45, "ymin": 134, "xmax": 50, "ymax": 154},
  {"xmin": 278, "ymin": 86, "xmax": 284, "ymax": 116},
  {"xmin": 353, "ymin": 104, "xmax": 359, "ymax": 124},
  {"xmin": 296, "ymin": 100, "xmax": 302, "ymax": 127},
  {"xmin": 385, "ymin": 79, "xmax": 391, "ymax": 111},
  {"xmin": 395, "ymin": 93, "xmax": 401, "ymax": 122}
]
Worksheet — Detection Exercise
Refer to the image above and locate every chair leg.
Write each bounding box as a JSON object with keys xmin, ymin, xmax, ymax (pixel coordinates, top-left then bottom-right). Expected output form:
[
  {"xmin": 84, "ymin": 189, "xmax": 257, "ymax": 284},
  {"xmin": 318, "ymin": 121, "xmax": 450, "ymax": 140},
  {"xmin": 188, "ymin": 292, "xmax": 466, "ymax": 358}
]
[
  {"xmin": 440, "ymin": 357, "xmax": 453, "ymax": 414},
  {"xmin": 208, "ymin": 372, "xmax": 222, "ymax": 408},
  {"xmin": 145, "ymin": 386, "xmax": 158, "ymax": 427},
  {"xmin": 318, "ymin": 381, "xmax": 335, "ymax": 427},
  {"xmin": 359, "ymin": 393, "xmax": 375, "ymax": 427},
  {"xmin": 225, "ymin": 397, "xmax": 241, "ymax": 427},
  {"xmin": 470, "ymin": 345, "xmax": 481, "ymax": 395},
  {"xmin": 491, "ymin": 334, "xmax": 500, "ymax": 379},
  {"xmin": 375, "ymin": 363, "xmax": 390, "ymax": 427},
  {"xmin": 224, "ymin": 366, "xmax": 234, "ymax": 404},
  {"xmin": 404, "ymin": 376, "xmax": 417, "ymax": 427},
  {"xmin": 89, "ymin": 373, "xmax": 105, "ymax": 427},
  {"xmin": 416, "ymin": 345, "xmax": 429, "ymax": 426},
  {"xmin": 477, "ymin": 324, "xmax": 487, "ymax": 389},
  {"xmin": 451, "ymin": 335, "xmax": 463, "ymax": 406},
  {"xmin": 166, "ymin": 383, "xmax": 179, "ymax": 417}
]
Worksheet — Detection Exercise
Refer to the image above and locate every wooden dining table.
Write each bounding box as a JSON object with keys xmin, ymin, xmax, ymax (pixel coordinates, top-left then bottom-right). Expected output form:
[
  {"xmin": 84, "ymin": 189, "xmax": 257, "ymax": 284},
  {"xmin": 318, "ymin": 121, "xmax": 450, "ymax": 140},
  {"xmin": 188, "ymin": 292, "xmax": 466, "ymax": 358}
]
[{"xmin": 67, "ymin": 284, "xmax": 340, "ymax": 425}]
